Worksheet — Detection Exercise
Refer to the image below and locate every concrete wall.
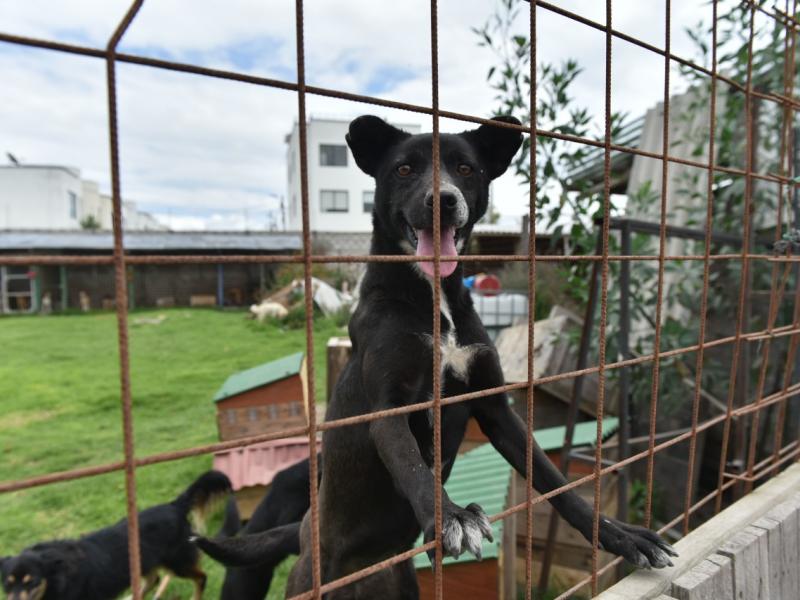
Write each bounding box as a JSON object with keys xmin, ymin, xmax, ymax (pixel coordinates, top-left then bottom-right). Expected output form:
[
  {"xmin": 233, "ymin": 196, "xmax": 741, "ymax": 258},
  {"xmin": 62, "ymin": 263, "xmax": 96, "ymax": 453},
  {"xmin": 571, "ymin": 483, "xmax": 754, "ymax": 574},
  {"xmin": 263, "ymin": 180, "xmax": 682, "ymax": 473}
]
[
  {"xmin": 286, "ymin": 118, "xmax": 421, "ymax": 232},
  {"xmin": 0, "ymin": 165, "xmax": 165, "ymax": 231},
  {"xmin": 29, "ymin": 262, "xmax": 277, "ymax": 310},
  {"xmin": 0, "ymin": 166, "xmax": 82, "ymax": 229},
  {"xmin": 80, "ymin": 180, "xmax": 114, "ymax": 229}
]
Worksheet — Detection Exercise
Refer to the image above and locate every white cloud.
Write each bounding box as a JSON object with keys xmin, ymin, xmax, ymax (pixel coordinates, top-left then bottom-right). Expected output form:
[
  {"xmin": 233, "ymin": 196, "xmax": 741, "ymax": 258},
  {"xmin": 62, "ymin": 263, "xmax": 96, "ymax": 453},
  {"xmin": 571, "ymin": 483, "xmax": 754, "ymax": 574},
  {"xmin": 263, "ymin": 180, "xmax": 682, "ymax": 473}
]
[{"xmin": 0, "ymin": 0, "xmax": 706, "ymax": 229}]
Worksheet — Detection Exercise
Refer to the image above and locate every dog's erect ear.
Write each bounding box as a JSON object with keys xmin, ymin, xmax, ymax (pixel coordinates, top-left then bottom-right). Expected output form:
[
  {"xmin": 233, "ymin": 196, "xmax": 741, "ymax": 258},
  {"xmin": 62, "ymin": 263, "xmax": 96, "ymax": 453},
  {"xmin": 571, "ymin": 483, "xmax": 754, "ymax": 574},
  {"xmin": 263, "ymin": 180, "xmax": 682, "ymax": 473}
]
[
  {"xmin": 346, "ymin": 115, "xmax": 411, "ymax": 177},
  {"xmin": 463, "ymin": 115, "xmax": 523, "ymax": 180}
]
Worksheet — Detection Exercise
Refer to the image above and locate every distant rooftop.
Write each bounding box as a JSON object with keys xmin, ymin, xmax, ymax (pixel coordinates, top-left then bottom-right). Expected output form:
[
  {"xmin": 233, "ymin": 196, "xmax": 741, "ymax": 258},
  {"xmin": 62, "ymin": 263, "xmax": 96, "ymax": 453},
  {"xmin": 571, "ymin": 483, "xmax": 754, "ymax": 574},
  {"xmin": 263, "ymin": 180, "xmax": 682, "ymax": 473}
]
[
  {"xmin": 0, "ymin": 164, "xmax": 80, "ymax": 177},
  {"xmin": 0, "ymin": 230, "xmax": 303, "ymax": 253},
  {"xmin": 213, "ymin": 352, "xmax": 305, "ymax": 403}
]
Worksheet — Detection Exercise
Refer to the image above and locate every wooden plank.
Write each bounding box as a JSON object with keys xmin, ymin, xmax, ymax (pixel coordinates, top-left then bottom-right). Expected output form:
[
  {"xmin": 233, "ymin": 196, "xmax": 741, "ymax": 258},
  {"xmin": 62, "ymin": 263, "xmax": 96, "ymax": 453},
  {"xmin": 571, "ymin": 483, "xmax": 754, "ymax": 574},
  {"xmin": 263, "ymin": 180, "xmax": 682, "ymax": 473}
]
[
  {"xmin": 717, "ymin": 527, "xmax": 770, "ymax": 600},
  {"xmin": 595, "ymin": 464, "xmax": 800, "ymax": 600},
  {"xmin": 752, "ymin": 516, "xmax": 785, "ymax": 598},
  {"xmin": 704, "ymin": 554, "xmax": 734, "ymax": 600},
  {"xmin": 670, "ymin": 554, "xmax": 732, "ymax": 600},
  {"xmin": 671, "ymin": 565, "xmax": 716, "ymax": 600},
  {"xmin": 755, "ymin": 495, "xmax": 800, "ymax": 600}
]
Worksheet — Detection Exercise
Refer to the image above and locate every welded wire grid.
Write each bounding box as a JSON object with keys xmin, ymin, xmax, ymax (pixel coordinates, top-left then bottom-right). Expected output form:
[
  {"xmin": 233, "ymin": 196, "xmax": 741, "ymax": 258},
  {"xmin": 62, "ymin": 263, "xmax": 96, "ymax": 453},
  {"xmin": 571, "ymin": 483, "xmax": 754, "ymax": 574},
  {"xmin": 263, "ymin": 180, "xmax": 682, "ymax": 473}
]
[{"xmin": 1, "ymin": 0, "xmax": 800, "ymax": 598}]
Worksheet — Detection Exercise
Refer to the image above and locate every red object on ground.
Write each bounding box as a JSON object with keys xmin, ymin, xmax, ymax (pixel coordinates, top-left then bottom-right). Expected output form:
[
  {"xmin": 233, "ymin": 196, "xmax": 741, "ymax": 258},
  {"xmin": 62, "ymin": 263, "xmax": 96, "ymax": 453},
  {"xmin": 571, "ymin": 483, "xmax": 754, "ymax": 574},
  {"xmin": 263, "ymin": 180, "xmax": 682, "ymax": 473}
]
[{"xmin": 474, "ymin": 273, "xmax": 501, "ymax": 296}]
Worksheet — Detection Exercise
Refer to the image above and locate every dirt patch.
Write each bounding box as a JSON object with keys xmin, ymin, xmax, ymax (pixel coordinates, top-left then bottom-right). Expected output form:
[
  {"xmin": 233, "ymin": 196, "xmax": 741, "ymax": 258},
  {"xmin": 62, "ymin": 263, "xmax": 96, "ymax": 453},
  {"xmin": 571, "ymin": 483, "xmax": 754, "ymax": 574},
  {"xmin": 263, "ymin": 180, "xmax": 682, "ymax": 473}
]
[{"xmin": 0, "ymin": 409, "xmax": 62, "ymax": 432}]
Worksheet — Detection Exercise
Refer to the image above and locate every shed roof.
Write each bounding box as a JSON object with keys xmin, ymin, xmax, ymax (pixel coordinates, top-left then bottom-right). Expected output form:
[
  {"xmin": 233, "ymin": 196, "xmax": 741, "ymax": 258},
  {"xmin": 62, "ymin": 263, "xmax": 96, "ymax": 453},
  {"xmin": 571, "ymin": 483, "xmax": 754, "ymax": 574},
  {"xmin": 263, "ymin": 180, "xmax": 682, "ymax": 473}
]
[
  {"xmin": 413, "ymin": 416, "xmax": 619, "ymax": 569},
  {"xmin": 537, "ymin": 416, "xmax": 618, "ymax": 452},
  {"xmin": 0, "ymin": 230, "xmax": 302, "ymax": 253},
  {"xmin": 212, "ymin": 436, "xmax": 320, "ymax": 491},
  {"xmin": 213, "ymin": 352, "xmax": 305, "ymax": 402}
]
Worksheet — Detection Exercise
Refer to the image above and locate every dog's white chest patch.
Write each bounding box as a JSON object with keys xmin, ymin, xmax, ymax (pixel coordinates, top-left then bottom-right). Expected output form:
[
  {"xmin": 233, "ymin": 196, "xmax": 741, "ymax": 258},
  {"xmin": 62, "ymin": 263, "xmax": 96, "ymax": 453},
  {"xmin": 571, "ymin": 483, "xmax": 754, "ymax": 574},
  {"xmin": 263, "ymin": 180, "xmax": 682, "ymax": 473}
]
[
  {"xmin": 423, "ymin": 288, "xmax": 484, "ymax": 383},
  {"xmin": 439, "ymin": 330, "xmax": 479, "ymax": 382}
]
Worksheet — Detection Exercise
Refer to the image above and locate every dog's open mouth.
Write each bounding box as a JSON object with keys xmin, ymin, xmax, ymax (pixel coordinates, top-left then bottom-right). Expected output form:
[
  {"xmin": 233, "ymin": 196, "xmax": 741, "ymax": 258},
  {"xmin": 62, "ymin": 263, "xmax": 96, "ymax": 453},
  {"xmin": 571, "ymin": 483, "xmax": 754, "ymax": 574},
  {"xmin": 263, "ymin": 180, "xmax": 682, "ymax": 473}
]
[{"xmin": 403, "ymin": 222, "xmax": 459, "ymax": 278}]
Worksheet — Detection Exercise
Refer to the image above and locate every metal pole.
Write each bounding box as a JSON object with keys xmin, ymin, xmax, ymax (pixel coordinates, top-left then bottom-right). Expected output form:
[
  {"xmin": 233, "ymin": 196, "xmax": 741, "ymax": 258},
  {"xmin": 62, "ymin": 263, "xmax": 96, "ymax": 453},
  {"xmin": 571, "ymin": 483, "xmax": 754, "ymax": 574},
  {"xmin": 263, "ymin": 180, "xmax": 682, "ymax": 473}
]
[
  {"xmin": 616, "ymin": 221, "xmax": 632, "ymax": 579},
  {"xmin": 537, "ymin": 225, "xmax": 603, "ymax": 592},
  {"xmin": 60, "ymin": 265, "xmax": 69, "ymax": 310},
  {"xmin": 217, "ymin": 263, "xmax": 224, "ymax": 307}
]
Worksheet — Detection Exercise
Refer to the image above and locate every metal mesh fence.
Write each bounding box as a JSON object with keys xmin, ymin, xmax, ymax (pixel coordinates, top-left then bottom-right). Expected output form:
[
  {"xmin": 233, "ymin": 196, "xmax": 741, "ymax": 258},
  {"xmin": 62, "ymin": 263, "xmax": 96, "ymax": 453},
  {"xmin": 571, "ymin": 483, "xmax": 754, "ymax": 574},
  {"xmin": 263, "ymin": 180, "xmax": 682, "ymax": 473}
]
[{"xmin": 1, "ymin": 0, "xmax": 799, "ymax": 598}]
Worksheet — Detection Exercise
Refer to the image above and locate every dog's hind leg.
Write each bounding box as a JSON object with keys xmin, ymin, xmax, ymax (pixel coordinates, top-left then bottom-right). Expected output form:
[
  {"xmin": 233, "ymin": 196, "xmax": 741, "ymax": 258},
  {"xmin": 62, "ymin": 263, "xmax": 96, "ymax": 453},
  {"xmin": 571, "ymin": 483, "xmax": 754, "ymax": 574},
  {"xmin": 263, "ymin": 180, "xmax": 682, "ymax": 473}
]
[
  {"xmin": 190, "ymin": 569, "xmax": 207, "ymax": 600},
  {"xmin": 121, "ymin": 571, "xmax": 160, "ymax": 600},
  {"xmin": 141, "ymin": 571, "xmax": 160, "ymax": 596},
  {"xmin": 152, "ymin": 573, "xmax": 171, "ymax": 599}
]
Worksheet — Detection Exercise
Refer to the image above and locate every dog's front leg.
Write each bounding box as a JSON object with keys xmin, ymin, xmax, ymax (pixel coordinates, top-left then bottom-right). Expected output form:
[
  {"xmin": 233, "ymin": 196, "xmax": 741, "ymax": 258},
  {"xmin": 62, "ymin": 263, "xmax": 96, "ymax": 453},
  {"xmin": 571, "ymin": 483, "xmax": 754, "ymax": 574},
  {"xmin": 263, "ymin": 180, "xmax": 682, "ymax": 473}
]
[
  {"xmin": 369, "ymin": 415, "xmax": 493, "ymax": 560},
  {"xmin": 474, "ymin": 396, "xmax": 677, "ymax": 569}
]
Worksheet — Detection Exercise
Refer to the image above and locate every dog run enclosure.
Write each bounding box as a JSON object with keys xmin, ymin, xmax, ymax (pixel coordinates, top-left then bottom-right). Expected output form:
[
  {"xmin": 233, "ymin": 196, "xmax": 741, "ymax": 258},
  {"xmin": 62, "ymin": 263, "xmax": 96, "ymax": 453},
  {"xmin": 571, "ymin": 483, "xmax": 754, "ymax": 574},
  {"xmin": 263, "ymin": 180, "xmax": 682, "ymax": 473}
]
[{"xmin": 2, "ymin": 0, "xmax": 800, "ymax": 598}]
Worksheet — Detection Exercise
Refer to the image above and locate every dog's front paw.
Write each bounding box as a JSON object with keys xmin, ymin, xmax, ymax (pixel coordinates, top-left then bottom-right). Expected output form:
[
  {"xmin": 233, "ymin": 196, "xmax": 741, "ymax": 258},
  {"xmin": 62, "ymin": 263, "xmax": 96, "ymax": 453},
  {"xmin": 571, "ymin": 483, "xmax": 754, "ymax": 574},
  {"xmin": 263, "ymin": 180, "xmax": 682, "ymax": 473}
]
[
  {"xmin": 425, "ymin": 502, "xmax": 493, "ymax": 562},
  {"xmin": 598, "ymin": 517, "xmax": 678, "ymax": 569}
]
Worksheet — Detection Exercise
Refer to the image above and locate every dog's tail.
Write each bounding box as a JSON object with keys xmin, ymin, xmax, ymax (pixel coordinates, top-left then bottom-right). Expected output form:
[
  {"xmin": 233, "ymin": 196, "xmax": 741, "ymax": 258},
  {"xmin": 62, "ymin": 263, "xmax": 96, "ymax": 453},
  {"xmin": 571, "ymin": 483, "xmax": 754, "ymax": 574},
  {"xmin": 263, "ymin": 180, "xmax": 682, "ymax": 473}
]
[
  {"xmin": 173, "ymin": 470, "xmax": 233, "ymax": 534},
  {"xmin": 194, "ymin": 522, "xmax": 301, "ymax": 567}
]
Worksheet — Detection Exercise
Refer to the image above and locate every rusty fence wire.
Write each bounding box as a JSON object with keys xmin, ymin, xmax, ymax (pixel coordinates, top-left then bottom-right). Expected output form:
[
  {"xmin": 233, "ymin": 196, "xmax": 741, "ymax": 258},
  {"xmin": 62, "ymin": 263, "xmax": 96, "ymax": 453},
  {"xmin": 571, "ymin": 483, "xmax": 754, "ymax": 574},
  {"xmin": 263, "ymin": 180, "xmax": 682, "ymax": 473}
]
[{"xmin": 1, "ymin": 0, "xmax": 800, "ymax": 598}]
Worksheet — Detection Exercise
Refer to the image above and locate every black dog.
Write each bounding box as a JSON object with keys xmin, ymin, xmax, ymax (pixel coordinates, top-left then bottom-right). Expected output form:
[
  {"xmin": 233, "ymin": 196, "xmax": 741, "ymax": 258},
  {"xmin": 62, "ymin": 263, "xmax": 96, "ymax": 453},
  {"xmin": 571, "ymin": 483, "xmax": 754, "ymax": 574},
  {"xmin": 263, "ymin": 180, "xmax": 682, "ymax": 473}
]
[
  {"xmin": 198, "ymin": 116, "xmax": 677, "ymax": 598},
  {"xmin": 1, "ymin": 470, "xmax": 231, "ymax": 600},
  {"xmin": 215, "ymin": 458, "xmax": 316, "ymax": 600}
]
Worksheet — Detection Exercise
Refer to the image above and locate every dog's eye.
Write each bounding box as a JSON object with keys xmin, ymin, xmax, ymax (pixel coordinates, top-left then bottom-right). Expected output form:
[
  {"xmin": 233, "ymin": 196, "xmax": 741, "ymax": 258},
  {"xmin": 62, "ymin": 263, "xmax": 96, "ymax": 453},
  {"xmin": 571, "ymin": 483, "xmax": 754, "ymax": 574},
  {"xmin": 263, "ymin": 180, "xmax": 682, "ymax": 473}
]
[
  {"xmin": 396, "ymin": 164, "xmax": 412, "ymax": 177},
  {"xmin": 457, "ymin": 164, "xmax": 473, "ymax": 176}
]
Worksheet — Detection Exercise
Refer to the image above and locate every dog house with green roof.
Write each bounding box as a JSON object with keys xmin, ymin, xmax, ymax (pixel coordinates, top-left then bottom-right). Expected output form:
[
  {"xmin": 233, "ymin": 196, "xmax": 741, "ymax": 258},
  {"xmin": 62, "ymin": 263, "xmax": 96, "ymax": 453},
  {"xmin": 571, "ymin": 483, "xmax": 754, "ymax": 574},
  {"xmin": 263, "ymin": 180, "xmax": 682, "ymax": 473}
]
[
  {"xmin": 213, "ymin": 351, "xmax": 308, "ymax": 441},
  {"xmin": 414, "ymin": 417, "xmax": 620, "ymax": 599}
]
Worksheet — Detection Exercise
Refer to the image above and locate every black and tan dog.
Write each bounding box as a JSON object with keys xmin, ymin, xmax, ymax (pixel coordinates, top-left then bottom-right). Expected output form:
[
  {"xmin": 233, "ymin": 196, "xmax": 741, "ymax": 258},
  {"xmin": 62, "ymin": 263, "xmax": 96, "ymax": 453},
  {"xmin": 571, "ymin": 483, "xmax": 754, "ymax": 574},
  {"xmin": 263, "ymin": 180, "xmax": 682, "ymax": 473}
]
[
  {"xmin": 216, "ymin": 458, "xmax": 315, "ymax": 600},
  {"xmin": 1, "ymin": 470, "xmax": 231, "ymax": 600},
  {"xmin": 198, "ymin": 116, "xmax": 677, "ymax": 599}
]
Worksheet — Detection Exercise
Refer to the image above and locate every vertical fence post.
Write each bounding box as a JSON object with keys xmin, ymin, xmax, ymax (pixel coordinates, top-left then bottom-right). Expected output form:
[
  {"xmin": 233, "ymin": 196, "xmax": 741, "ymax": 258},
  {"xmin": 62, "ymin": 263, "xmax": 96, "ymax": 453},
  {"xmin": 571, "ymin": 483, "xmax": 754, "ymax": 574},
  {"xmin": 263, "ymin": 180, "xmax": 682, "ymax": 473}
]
[
  {"xmin": 537, "ymin": 225, "xmax": 602, "ymax": 592},
  {"xmin": 617, "ymin": 220, "xmax": 631, "ymax": 545}
]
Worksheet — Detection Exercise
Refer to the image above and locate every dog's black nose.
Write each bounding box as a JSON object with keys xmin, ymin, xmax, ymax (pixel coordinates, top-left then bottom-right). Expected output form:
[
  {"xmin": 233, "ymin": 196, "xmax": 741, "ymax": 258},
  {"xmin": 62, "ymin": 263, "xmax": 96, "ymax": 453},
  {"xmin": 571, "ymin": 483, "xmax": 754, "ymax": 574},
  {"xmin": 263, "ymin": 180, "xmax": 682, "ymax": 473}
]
[{"xmin": 425, "ymin": 191, "xmax": 459, "ymax": 209}]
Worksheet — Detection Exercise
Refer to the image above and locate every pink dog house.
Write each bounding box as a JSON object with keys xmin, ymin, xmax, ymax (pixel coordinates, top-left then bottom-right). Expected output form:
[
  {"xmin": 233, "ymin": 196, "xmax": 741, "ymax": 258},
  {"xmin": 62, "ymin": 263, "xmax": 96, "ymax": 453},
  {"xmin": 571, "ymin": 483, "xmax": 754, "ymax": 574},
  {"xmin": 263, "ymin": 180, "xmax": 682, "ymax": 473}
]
[{"xmin": 213, "ymin": 436, "xmax": 321, "ymax": 519}]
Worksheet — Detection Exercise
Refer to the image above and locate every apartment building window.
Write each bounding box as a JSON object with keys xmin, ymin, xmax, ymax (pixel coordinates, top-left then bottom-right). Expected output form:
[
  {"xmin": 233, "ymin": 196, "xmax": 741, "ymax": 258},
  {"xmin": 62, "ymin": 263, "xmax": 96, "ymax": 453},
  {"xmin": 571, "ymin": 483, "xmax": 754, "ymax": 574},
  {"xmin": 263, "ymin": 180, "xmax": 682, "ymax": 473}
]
[
  {"xmin": 319, "ymin": 144, "xmax": 348, "ymax": 167},
  {"xmin": 363, "ymin": 190, "xmax": 375, "ymax": 213},
  {"xmin": 320, "ymin": 190, "xmax": 349, "ymax": 213},
  {"xmin": 68, "ymin": 191, "xmax": 78, "ymax": 219}
]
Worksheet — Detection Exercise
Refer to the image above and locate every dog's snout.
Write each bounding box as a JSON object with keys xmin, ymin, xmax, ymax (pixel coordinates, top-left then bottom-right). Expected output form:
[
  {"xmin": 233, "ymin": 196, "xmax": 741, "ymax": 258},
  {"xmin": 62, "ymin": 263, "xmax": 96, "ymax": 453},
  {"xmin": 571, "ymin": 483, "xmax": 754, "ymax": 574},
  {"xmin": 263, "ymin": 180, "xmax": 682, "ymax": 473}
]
[{"xmin": 424, "ymin": 191, "xmax": 459, "ymax": 210}]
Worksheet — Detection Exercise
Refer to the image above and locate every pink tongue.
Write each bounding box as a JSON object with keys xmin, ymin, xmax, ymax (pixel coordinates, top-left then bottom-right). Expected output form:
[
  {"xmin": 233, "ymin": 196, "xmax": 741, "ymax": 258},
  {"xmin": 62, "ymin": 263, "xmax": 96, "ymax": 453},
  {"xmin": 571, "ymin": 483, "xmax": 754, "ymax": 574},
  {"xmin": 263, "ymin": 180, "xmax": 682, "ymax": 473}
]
[{"xmin": 416, "ymin": 226, "xmax": 458, "ymax": 278}]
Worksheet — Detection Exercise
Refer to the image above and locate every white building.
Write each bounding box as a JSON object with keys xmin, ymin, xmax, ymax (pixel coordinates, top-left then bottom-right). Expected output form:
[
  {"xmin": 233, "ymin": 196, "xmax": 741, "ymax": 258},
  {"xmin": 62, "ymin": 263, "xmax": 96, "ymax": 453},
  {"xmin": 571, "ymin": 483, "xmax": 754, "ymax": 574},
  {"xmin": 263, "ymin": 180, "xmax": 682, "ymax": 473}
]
[
  {"xmin": 0, "ymin": 164, "xmax": 166, "ymax": 231},
  {"xmin": 285, "ymin": 117, "xmax": 421, "ymax": 233}
]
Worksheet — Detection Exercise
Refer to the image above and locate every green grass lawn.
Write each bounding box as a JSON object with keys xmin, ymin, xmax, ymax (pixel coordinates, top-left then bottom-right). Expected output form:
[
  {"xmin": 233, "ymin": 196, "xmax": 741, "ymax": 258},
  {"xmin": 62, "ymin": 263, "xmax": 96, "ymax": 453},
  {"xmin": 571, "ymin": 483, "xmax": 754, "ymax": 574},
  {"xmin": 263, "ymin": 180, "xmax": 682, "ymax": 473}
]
[{"xmin": 0, "ymin": 308, "xmax": 342, "ymax": 598}]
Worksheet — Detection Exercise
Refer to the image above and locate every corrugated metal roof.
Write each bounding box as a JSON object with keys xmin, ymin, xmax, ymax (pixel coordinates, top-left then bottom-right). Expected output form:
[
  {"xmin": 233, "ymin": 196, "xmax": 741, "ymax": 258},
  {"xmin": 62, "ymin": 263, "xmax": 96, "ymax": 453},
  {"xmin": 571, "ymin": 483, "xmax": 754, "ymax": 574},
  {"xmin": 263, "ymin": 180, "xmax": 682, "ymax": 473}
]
[
  {"xmin": 212, "ymin": 436, "xmax": 320, "ymax": 490},
  {"xmin": 413, "ymin": 443, "xmax": 512, "ymax": 568},
  {"xmin": 413, "ymin": 416, "xmax": 619, "ymax": 569},
  {"xmin": 565, "ymin": 115, "xmax": 645, "ymax": 189},
  {"xmin": 213, "ymin": 352, "xmax": 305, "ymax": 402},
  {"xmin": 536, "ymin": 417, "xmax": 619, "ymax": 452},
  {"xmin": 0, "ymin": 230, "xmax": 302, "ymax": 252}
]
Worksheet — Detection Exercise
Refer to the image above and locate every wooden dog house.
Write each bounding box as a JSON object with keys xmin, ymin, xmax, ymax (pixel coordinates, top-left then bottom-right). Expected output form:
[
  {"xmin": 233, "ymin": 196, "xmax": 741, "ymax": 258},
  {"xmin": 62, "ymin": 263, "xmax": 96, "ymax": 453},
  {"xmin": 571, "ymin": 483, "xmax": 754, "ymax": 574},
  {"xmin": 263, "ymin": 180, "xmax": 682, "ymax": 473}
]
[
  {"xmin": 213, "ymin": 352, "xmax": 308, "ymax": 441},
  {"xmin": 415, "ymin": 443, "xmax": 514, "ymax": 600},
  {"xmin": 212, "ymin": 436, "xmax": 320, "ymax": 519}
]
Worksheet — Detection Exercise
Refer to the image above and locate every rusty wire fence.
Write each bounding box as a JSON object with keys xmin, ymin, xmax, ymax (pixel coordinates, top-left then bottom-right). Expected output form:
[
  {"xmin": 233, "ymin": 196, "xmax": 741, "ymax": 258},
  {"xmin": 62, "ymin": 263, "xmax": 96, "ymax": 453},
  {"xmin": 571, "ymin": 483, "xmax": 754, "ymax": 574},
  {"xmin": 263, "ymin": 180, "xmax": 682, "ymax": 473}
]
[{"xmin": 1, "ymin": 0, "xmax": 800, "ymax": 598}]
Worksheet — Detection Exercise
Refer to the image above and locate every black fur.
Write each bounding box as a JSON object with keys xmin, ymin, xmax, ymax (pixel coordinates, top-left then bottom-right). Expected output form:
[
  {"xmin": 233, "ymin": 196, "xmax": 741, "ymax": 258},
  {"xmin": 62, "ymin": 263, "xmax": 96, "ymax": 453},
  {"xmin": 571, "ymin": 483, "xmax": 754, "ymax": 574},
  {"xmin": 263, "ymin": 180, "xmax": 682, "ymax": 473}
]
[
  {"xmin": 209, "ymin": 458, "xmax": 315, "ymax": 600},
  {"xmin": 0, "ymin": 470, "xmax": 231, "ymax": 600},
  {"xmin": 198, "ymin": 116, "xmax": 678, "ymax": 599}
]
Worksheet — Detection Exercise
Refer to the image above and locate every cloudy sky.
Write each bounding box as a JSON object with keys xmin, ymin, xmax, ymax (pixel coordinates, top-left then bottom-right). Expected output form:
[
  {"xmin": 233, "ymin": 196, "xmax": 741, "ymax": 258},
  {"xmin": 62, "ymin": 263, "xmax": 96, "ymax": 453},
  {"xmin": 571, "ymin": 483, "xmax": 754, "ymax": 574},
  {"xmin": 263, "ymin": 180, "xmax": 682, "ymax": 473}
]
[{"xmin": 0, "ymin": 0, "xmax": 712, "ymax": 230}]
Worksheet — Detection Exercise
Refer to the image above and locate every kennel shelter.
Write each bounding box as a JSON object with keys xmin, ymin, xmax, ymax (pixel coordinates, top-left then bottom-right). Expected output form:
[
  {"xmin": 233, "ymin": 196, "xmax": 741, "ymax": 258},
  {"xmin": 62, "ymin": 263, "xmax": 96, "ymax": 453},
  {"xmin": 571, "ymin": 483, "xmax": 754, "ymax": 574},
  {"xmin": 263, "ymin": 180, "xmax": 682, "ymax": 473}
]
[{"xmin": 213, "ymin": 351, "xmax": 309, "ymax": 441}]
